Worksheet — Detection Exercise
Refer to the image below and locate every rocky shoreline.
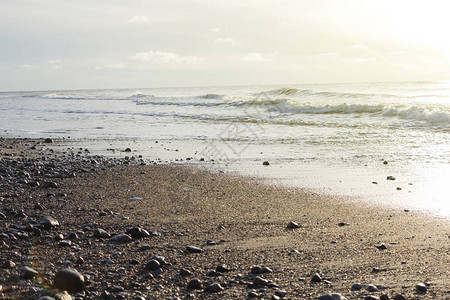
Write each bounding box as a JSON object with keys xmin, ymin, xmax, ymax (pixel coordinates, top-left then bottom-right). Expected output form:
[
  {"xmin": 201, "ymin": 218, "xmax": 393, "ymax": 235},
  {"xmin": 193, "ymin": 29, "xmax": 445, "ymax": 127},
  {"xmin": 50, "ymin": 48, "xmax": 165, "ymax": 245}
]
[{"xmin": 0, "ymin": 138, "xmax": 449, "ymax": 299}]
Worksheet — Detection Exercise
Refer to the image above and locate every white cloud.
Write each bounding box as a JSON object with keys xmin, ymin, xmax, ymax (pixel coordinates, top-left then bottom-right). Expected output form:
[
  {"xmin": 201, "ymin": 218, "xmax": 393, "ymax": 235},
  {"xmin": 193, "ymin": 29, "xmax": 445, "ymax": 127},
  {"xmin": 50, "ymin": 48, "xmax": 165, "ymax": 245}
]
[
  {"xmin": 130, "ymin": 51, "xmax": 203, "ymax": 64},
  {"xmin": 212, "ymin": 27, "xmax": 220, "ymax": 33},
  {"xmin": 95, "ymin": 63, "xmax": 125, "ymax": 70},
  {"xmin": 47, "ymin": 59, "xmax": 61, "ymax": 64},
  {"xmin": 128, "ymin": 16, "xmax": 149, "ymax": 23},
  {"xmin": 389, "ymin": 50, "xmax": 406, "ymax": 56},
  {"xmin": 214, "ymin": 37, "xmax": 236, "ymax": 45},
  {"xmin": 320, "ymin": 52, "xmax": 339, "ymax": 57},
  {"xmin": 243, "ymin": 53, "xmax": 271, "ymax": 62},
  {"xmin": 343, "ymin": 57, "xmax": 377, "ymax": 63},
  {"xmin": 20, "ymin": 64, "xmax": 37, "ymax": 69}
]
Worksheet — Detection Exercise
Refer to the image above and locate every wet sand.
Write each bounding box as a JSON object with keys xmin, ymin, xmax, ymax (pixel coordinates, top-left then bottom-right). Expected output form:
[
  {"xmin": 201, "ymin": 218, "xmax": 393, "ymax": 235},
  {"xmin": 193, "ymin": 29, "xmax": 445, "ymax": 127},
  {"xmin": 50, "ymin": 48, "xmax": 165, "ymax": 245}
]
[{"xmin": 0, "ymin": 138, "xmax": 449, "ymax": 299}]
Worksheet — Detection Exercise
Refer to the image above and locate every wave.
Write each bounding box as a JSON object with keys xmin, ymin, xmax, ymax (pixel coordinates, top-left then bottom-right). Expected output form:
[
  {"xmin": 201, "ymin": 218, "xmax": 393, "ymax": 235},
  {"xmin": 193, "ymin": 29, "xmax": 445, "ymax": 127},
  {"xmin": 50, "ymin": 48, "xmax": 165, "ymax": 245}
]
[{"xmin": 257, "ymin": 87, "xmax": 399, "ymax": 99}]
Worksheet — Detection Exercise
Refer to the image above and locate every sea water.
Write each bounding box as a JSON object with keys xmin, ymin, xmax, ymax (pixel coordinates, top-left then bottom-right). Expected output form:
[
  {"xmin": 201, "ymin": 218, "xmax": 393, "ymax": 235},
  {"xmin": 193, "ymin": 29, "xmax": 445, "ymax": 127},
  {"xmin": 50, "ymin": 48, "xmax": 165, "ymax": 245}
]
[{"xmin": 1, "ymin": 81, "xmax": 449, "ymax": 216}]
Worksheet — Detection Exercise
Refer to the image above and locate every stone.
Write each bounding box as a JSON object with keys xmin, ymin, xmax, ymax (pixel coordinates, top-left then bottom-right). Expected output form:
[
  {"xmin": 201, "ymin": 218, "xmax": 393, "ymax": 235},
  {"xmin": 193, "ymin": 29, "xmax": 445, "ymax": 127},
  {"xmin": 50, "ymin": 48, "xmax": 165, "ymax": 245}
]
[
  {"xmin": 253, "ymin": 276, "xmax": 269, "ymax": 286},
  {"xmin": 318, "ymin": 294, "xmax": 347, "ymax": 300},
  {"xmin": 386, "ymin": 176, "xmax": 395, "ymax": 180},
  {"xmin": 54, "ymin": 268, "xmax": 85, "ymax": 294},
  {"xmin": 152, "ymin": 255, "xmax": 167, "ymax": 266},
  {"xmin": 187, "ymin": 278, "xmax": 202, "ymax": 289},
  {"xmin": 216, "ymin": 264, "xmax": 230, "ymax": 273},
  {"xmin": 42, "ymin": 181, "xmax": 58, "ymax": 188},
  {"xmin": 251, "ymin": 266, "xmax": 263, "ymax": 274},
  {"xmin": 44, "ymin": 138, "xmax": 53, "ymax": 143},
  {"xmin": 416, "ymin": 282, "xmax": 427, "ymax": 292},
  {"xmin": 262, "ymin": 161, "xmax": 270, "ymax": 166},
  {"xmin": 275, "ymin": 290, "xmax": 287, "ymax": 297},
  {"xmin": 286, "ymin": 221, "xmax": 300, "ymax": 229},
  {"xmin": 20, "ymin": 266, "xmax": 38, "ymax": 279},
  {"xmin": 311, "ymin": 273, "xmax": 322, "ymax": 282},
  {"xmin": 126, "ymin": 227, "xmax": 150, "ymax": 238},
  {"xmin": 59, "ymin": 240, "xmax": 72, "ymax": 247},
  {"xmin": 186, "ymin": 245, "xmax": 203, "ymax": 253},
  {"xmin": 124, "ymin": 148, "xmax": 132, "ymax": 152},
  {"xmin": 38, "ymin": 297, "xmax": 56, "ymax": 300},
  {"xmin": 205, "ymin": 283, "xmax": 224, "ymax": 293},
  {"xmin": 110, "ymin": 233, "xmax": 133, "ymax": 243},
  {"xmin": 351, "ymin": 283, "xmax": 362, "ymax": 290},
  {"xmin": 146, "ymin": 259, "xmax": 161, "ymax": 271},
  {"xmin": 393, "ymin": 295, "xmax": 407, "ymax": 300},
  {"xmin": 380, "ymin": 295, "xmax": 390, "ymax": 300},
  {"xmin": 366, "ymin": 284, "xmax": 379, "ymax": 292},
  {"xmin": 2, "ymin": 260, "xmax": 16, "ymax": 269},
  {"xmin": 375, "ymin": 243, "xmax": 387, "ymax": 250},
  {"xmin": 93, "ymin": 228, "xmax": 110, "ymax": 238},
  {"xmin": 364, "ymin": 296, "xmax": 380, "ymax": 300},
  {"xmin": 39, "ymin": 216, "xmax": 59, "ymax": 229},
  {"xmin": 180, "ymin": 268, "xmax": 193, "ymax": 276}
]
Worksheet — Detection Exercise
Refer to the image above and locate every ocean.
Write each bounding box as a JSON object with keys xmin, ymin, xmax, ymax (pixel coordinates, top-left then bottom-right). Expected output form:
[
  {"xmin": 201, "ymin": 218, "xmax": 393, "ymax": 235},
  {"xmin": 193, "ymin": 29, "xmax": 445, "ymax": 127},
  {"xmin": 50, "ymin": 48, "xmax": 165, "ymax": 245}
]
[{"xmin": 1, "ymin": 81, "xmax": 449, "ymax": 217}]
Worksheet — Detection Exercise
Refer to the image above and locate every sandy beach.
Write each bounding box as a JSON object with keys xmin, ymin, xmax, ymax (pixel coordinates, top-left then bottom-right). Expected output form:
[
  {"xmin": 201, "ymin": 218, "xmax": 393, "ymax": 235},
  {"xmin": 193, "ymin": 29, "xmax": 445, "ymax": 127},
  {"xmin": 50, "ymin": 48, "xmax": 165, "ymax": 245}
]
[{"xmin": 0, "ymin": 137, "xmax": 449, "ymax": 299}]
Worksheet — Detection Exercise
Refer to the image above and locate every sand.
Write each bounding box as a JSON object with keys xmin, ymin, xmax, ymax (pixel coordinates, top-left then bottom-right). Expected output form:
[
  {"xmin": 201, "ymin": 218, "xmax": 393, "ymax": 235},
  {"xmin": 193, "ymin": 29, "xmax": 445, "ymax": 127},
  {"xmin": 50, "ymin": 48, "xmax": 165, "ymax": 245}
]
[{"xmin": 0, "ymin": 138, "xmax": 449, "ymax": 299}]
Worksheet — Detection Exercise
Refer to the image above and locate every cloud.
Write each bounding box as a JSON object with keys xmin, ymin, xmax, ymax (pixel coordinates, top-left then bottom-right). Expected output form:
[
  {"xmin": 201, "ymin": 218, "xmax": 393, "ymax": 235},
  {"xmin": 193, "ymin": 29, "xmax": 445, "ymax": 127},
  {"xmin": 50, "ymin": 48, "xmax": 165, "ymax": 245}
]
[
  {"xmin": 320, "ymin": 52, "xmax": 339, "ymax": 57},
  {"xmin": 212, "ymin": 27, "xmax": 220, "ymax": 33},
  {"xmin": 20, "ymin": 64, "xmax": 37, "ymax": 69},
  {"xmin": 343, "ymin": 57, "xmax": 377, "ymax": 63},
  {"xmin": 95, "ymin": 63, "xmax": 125, "ymax": 70},
  {"xmin": 47, "ymin": 59, "xmax": 61, "ymax": 64},
  {"xmin": 130, "ymin": 51, "xmax": 203, "ymax": 64},
  {"xmin": 389, "ymin": 50, "xmax": 406, "ymax": 56},
  {"xmin": 128, "ymin": 16, "xmax": 149, "ymax": 23},
  {"xmin": 214, "ymin": 37, "xmax": 236, "ymax": 45},
  {"xmin": 242, "ymin": 53, "xmax": 271, "ymax": 62}
]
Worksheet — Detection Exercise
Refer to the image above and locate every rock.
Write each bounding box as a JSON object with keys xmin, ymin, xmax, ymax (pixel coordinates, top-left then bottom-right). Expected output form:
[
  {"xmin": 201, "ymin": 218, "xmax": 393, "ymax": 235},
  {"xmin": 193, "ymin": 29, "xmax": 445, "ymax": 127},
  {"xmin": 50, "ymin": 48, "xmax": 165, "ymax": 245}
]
[
  {"xmin": 42, "ymin": 181, "xmax": 58, "ymax": 188},
  {"xmin": 262, "ymin": 161, "xmax": 270, "ymax": 166},
  {"xmin": 416, "ymin": 282, "xmax": 427, "ymax": 292},
  {"xmin": 351, "ymin": 283, "xmax": 362, "ymax": 290},
  {"xmin": 275, "ymin": 290, "xmax": 287, "ymax": 297},
  {"xmin": 53, "ymin": 268, "xmax": 85, "ymax": 294},
  {"xmin": 93, "ymin": 228, "xmax": 110, "ymax": 238},
  {"xmin": 386, "ymin": 176, "xmax": 395, "ymax": 180},
  {"xmin": 129, "ymin": 197, "xmax": 142, "ymax": 201},
  {"xmin": 216, "ymin": 264, "xmax": 231, "ymax": 273},
  {"xmin": 38, "ymin": 297, "xmax": 56, "ymax": 300},
  {"xmin": 318, "ymin": 293, "xmax": 348, "ymax": 300},
  {"xmin": 59, "ymin": 240, "xmax": 72, "ymax": 247},
  {"xmin": 110, "ymin": 233, "xmax": 133, "ymax": 243},
  {"xmin": 2, "ymin": 260, "xmax": 16, "ymax": 269},
  {"xmin": 366, "ymin": 284, "xmax": 379, "ymax": 292},
  {"xmin": 271, "ymin": 295, "xmax": 281, "ymax": 300},
  {"xmin": 180, "ymin": 268, "xmax": 193, "ymax": 276},
  {"xmin": 205, "ymin": 283, "xmax": 224, "ymax": 293},
  {"xmin": 126, "ymin": 227, "xmax": 150, "ymax": 238},
  {"xmin": 338, "ymin": 222, "xmax": 348, "ymax": 226},
  {"xmin": 44, "ymin": 138, "xmax": 53, "ymax": 143},
  {"xmin": 393, "ymin": 295, "xmax": 407, "ymax": 300},
  {"xmin": 20, "ymin": 266, "xmax": 38, "ymax": 279},
  {"xmin": 39, "ymin": 216, "xmax": 59, "ymax": 229},
  {"xmin": 124, "ymin": 148, "xmax": 132, "ymax": 152},
  {"xmin": 286, "ymin": 221, "xmax": 300, "ymax": 229},
  {"xmin": 375, "ymin": 243, "xmax": 387, "ymax": 250},
  {"xmin": 152, "ymin": 255, "xmax": 167, "ymax": 266},
  {"xmin": 146, "ymin": 259, "xmax": 161, "ymax": 271},
  {"xmin": 380, "ymin": 295, "xmax": 390, "ymax": 300},
  {"xmin": 364, "ymin": 296, "xmax": 380, "ymax": 300},
  {"xmin": 311, "ymin": 273, "xmax": 322, "ymax": 282},
  {"xmin": 187, "ymin": 278, "xmax": 202, "ymax": 289},
  {"xmin": 186, "ymin": 245, "xmax": 203, "ymax": 253},
  {"xmin": 253, "ymin": 276, "xmax": 269, "ymax": 286},
  {"xmin": 250, "ymin": 266, "xmax": 263, "ymax": 274}
]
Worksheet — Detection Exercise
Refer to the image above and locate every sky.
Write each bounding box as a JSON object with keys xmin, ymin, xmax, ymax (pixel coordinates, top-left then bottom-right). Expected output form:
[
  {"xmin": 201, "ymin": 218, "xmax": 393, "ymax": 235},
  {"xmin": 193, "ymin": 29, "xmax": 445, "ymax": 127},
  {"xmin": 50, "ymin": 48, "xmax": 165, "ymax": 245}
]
[{"xmin": 1, "ymin": 0, "xmax": 450, "ymax": 91}]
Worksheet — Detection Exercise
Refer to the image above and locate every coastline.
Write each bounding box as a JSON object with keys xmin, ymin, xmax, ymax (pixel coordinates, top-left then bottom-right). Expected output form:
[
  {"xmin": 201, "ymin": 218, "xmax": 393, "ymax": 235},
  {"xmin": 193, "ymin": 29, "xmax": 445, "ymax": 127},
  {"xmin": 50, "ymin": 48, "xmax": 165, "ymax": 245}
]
[{"xmin": 0, "ymin": 137, "xmax": 449, "ymax": 299}]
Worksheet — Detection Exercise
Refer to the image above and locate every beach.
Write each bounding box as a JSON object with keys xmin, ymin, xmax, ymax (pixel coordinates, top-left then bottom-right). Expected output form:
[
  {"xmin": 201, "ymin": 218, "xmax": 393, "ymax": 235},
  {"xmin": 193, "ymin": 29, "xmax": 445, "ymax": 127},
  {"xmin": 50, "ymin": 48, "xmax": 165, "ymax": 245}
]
[{"xmin": 0, "ymin": 138, "xmax": 448, "ymax": 299}]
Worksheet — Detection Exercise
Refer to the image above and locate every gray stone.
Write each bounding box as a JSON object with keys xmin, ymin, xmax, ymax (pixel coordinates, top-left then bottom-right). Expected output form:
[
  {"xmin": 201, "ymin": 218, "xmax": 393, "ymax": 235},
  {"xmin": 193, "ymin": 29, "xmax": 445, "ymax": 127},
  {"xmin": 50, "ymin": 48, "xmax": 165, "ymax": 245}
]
[
  {"xmin": 39, "ymin": 216, "xmax": 59, "ymax": 229},
  {"xmin": 317, "ymin": 294, "xmax": 348, "ymax": 300},
  {"xmin": 351, "ymin": 283, "xmax": 362, "ymax": 290},
  {"xmin": 253, "ymin": 276, "xmax": 269, "ymax": 286},
  {"xmin": 366, "ymin": 284, "xmax": 379, "ymax": 292},
  {"xmin": 187, "ymin": 278, "xmax": 202, "ymax": 289},
  {"xmin": 393, "ymin": 295, "xmax": 407, "ymax": 300},
  {"xmin": 53, "ymin": 268, "xmax": 85, "ymax": 294},
  {"xmin": 416, "ymin": 282, "xmax": 427, "ymax": 292},
  {"xmin": 205, "ymin": 283, "xmax": 224, "ymax": 293},
  {"xmin": 20, "ymin": 266, "xmax": 38, "ymax": 279},
  {"xmin": 126, "ymin": 227, "xmax": 150, "ymax": 238},
  {"xmin": 286, "ymin": 221, "xmax": 300, "ymax": 229},
  {"xmin": 146, "ymin": 259, "xmax": 160, "ymax": 271},
  {"xmin": 186, "ymin": 245, "xmax": 203, "ymax": 253},
  {"xmin": 93, "ymin": 228, "xmax": 110, "ymax": 238},
  {"xmin": 375, "ymin": 243, "xmax": 387, "ymax": 250},
  {"xmin": 311, "ymin": 273, "xmax": 322, "ymax": 282},
  {"xmin": 110, "ymin": 233, "xmax": 133, "ymax": 243}
]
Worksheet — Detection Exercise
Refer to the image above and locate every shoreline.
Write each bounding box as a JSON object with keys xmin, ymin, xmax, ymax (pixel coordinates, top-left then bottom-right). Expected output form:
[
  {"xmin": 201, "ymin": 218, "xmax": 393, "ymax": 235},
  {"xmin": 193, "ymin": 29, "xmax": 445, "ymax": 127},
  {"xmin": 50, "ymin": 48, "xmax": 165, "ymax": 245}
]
[{"xmin": 0, "ymin": 137, "xmax": 449, "ymax": 299}]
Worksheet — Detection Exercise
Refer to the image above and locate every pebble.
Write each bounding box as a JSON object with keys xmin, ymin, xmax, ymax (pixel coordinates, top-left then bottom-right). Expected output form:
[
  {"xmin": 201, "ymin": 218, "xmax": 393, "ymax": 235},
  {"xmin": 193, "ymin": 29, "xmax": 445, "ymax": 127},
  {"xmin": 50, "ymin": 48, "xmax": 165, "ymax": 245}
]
[
  {"xmin": 286, "ymin": 221, "xmax": 300, "ymax": 229},
  {"xmin": 416, "ymin": 282, "xmax": 427, "ymax": 292},
  {"xmin": 351, "ymin": 283, "xmax": 362, "ymax": 290},
  {"xmin": 366, "ymin": 284, "xmax": 379, "ymax": 292},
  {"xmin": 39, "ymin": 216, "xmax": 60, "ymax": 229},
  {"xmin": 180, "ymin": 268, "xmax": 193, "ymax": 276},
  {"xmin": 393, "ymin": 295, "xmax": 407, "ymax": 300},
  {"xmin": 20, "ymin": 266, "xmax": 38, "ymax": 279},
  {"xmin": 364, "ymin": 296, "xmax": 380, "ymax": 300},
  {"xmin": 205, "ymin": 283, "xmax": 224, "ymax": 293},
  {"xmin": 59, "ymin": 240, "xmax": 72, "ymax": 247},
  {"xmin": 216, "ymin": 264, "xmax": 231, "ymax": 273},
  {"xmin": 126, "ymin": 227, "xmax": 150, "ymax": 238},
  {"xmin": 311, "ymin": 273, "xmax": 322, "ymax": 282},
  {"xmin": 186, "ymin": 245, "xmax": 203, "ymax": 253},
  {"xmin": 186, "ymin": 278, "xmax": 202, "ymax": 289},
  {"xmin": 54, "ymin": 268, "xmax": 85, "ymax": 294},
  {"xmin": 110, "ymin": 233, "xmax": 133, "ymax": 243},
  {"xmin": 375, "ymin": 243, "xmax": 387, "ymax": 250},
  {"xmin": 386, "ymin": 176, "xmax": 396, "ymax": 180},
  {"xmin": 253, "ymin": 276, "xmax": 269, "ymax": 286},
  {"xmin": 2, "ymin": 260, "xmax": 16, "ymax": 269},
  {"xmin": 262, "ymin": 161, "xmax": 270, "ymax": 166},
  {"xmin": 93, "ymin": 228, "xmax": 110, "ymax": 238},
  {"xmin": 146, "ymin": 259, "xmax": 161, "ymax": 271},
  {"xmin": 318, "ymin": 294, "xmax": 348, "ymax": 300}
]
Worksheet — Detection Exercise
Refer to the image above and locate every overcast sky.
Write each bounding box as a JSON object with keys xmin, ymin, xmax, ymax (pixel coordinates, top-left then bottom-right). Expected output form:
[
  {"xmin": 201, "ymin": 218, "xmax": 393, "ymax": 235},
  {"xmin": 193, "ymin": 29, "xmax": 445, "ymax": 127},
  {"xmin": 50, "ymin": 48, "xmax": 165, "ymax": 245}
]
[{"xmin": 1, "ymin": 0, "xmax": 450, "ymax": 91}]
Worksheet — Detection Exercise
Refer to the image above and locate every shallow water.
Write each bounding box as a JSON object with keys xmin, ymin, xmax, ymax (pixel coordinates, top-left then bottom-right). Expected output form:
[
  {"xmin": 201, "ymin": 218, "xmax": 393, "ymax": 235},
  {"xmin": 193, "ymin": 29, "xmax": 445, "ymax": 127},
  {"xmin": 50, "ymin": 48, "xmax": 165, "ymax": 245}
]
[{"xmin": 1, "ymin": 81, "xmax": 449, "ymax": 216}]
